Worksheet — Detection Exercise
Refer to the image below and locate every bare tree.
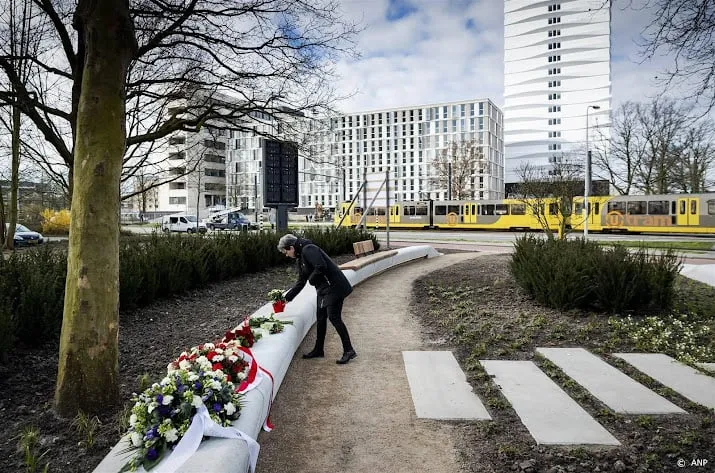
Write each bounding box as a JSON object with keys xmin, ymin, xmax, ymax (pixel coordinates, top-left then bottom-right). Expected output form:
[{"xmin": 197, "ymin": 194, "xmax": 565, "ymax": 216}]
[
  {"xmin": 592, "ymin": 101, "xmax": 644, "ymax": 195},
  {"xmin": 54, "ymin": 0, "xmax": 137, "ymax": 417},
  {"xmin": 669, "ymin": 121, "xmax": 715, "ymax": 192},
  {"xmin": 514, "ymin": 159, "xmax": 583, "ymax": 240},
  {"xmin": 0, "ymin": 0, "xmax": 359, "ymax": 201},
  {"xmin": 637, "ymin": 98, "xmax": 690, "ymax": 194},
  {"xmin": 429, "ymin": 139, "xmax": 484, "ymax": 199},
  {"xmin": 640, "ymin": 0, "xmax": 715, "ymax": 115}
]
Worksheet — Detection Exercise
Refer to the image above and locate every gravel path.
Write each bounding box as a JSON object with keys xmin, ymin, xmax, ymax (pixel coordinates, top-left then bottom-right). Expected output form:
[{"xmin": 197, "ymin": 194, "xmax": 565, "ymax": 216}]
[{"xmin": 255, "ymin": 253, "xmax": 480, "ymax": 473}]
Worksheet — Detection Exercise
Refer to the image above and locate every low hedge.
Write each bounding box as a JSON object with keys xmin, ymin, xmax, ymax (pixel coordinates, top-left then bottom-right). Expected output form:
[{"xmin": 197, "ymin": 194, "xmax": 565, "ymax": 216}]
[
  {"xmin": 0, "ymin": 227, "xmax": 373, "ymax": 357},
  {"xmin": 510, "ymin": 234, "xmax": 682, "ymax": 313}
]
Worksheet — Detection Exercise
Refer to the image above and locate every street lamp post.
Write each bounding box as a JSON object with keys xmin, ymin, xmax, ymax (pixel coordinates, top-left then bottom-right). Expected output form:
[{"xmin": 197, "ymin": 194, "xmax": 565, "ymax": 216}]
[{"xmin": 584, "ymin": 104, "xmax": 600, "ymax": 239}]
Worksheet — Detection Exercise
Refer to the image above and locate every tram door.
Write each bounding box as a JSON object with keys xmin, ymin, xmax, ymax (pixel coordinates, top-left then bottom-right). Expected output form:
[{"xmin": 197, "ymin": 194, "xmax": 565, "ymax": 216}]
[
  {"xmin": 677, "ymin": 198, "xmax": 700, "ymax": 226},
  {"xmin": 463, "ymin": 203, "xmax": 477, "ymax": 224},
  {"xmin": 390, "ymin": 205, "xmax": 400, "ymax": 224}
]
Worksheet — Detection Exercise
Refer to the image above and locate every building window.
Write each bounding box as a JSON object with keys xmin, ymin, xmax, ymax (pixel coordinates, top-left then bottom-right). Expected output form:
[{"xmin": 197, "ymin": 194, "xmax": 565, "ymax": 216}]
[
  {"xmin": 548, "ymin": 118, "xmax": 562, "ymax": 125},
  {"xmin": 169, "ymin": 182, "xmax": 186, "ymax": 190},
  {"xmin": 548, "ymin": 42, "xmax": 561, "ymax": 50},
  {"xmin": 548, "ymin": 143, "xmax": 562, "ymax": 151},
  {"xmin": 548, "ymin": 105, "xmax": 562, "ymax": 112},
  {"xmin": 548, "ymin": 131, "xmax": 562, "ymax": 138},
  {"xmin": 169, "ymin": 197, "xmax": 187, "ymax": 205},
  {"xmin": 548, "ymin": 55, "xmax": 561, "ymax": 62},
  {"xmin": 548, "ymin": 29, "xmax": 561, "ymax": 37},
  {"xmin": 548, "ymin": 4, "xmax": 561, "ymax": 12},
  {"xmin": 548, "ymin": 67, "xmax": 561, "ymax": 75},
  {"xmin": 548, "ymin": 80, "xmax": 561, "ymax": 87},
  {"xmin": 548, "ymin": 16, "xmax": 561, "ymax": 24},
  {"xmin": 548, "ymin": 93, "xmax": 561, "ymax": 100}
]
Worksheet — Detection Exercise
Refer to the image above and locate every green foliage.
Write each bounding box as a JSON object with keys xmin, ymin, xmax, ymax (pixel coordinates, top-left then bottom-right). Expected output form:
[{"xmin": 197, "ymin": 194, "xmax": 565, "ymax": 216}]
[
  {"xmin": 71, "ymin": 411, "xmax": 101, "ymax": 449},
  {"xmin": 510, "ymin": 235, "xmax": 682, "ymax": 313},
  {"xmin": 0, "ymin": 228, "xmax": 368, "ymax": 357},
  {"xmin": 0, "ymin": 246, "xmax": 67, "ymax": 347},
  {"xmin": 17, "ymin": 426, "xmax": 49, "ymax": 473}
]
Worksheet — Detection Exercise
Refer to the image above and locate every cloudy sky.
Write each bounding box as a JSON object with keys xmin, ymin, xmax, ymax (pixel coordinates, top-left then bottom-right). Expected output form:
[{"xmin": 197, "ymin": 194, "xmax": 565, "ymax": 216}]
[{"xmin": 331, "ymin": 0, "xmax": 673, "ymax": 114}]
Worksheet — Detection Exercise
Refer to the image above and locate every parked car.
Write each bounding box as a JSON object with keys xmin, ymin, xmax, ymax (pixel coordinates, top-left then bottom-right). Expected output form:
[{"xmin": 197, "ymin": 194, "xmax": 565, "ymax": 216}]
[
  {"xmin": 160, "ymin": 214, "xmax": 207, "ymax": 233},
  {"xmin": 5, "ymin": 223, "xmax": 45, "ymax": 246},
  {"xmin": 204, "ymin": 212, "xmax": 252, "ymax": 231}
]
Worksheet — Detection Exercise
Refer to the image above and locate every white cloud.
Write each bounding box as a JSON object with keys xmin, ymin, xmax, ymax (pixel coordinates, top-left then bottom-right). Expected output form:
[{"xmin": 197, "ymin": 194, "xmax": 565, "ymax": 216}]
[{"xmin": 331, "ymin": 0, "xmax": 709, "ymax": 117}]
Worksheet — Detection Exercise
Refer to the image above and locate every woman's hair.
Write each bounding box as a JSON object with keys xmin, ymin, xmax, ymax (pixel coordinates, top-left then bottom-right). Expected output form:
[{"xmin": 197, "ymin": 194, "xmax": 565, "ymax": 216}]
[{"xmin": 277, "ymin": 233, "xmax": 298, "ymax": 251}]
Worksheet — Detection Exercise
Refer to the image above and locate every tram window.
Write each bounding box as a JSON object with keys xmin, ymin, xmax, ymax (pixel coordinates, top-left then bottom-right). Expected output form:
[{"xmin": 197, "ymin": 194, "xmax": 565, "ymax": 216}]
[
  {"xmin": 671, "ymin": 201, "xmax": 676, "ymax": 214},
  {"xmin": 482, "ymin": 205, "xmax": 494, "ymax": 215},
  {"xmin": 679, "ymin": 200, "xmax": 686, "ymax": 214},
  {"xmin": 647, "ymin": 200, "xmax": 669, "ymax": 215},
  {"xmin": 416, "ymin": 206, "xmax": 428, "ymax": 216},
  {"xmin": 448, "ymin": 205, "xmax": 461, "ymax": 214},
  {"xmin": 495, "ymin": 204, "xmax": 508, "ymax": 215},
  {"xmin": 535, "ymin": 204, "xmax": 545, "ymax": 215},
  {"xmin": 376, "ymin": 207, "xmax": 386, "ymax": 216},
  {"xmin": 594, "ymin": 202, "xmax": 599, "ymax": 215},
  {"xmin": 354, "ymin": 207, "xmax": 364, "ymax": 214},
  {"xmin": 511, "ymin": 204, "xmax": 526, "ymax": 215},
  {"xmin": 574, "ymin": 202, "xmax": 583, "ymax": 214},
  {"xmin": 627, "ymin": 201, "xmax": 646, "ymax": 215},
  {"xmin": 403, "ymin": 206, "xmax": 414, "ymax": 216},
  {"xmin": 691, "ymin": 200, "xmax": 697, "ymax": 215},
  {"xmin": 548, "ymin": 203, "xmax": 558, "ymax": 215},
  {"xmin": 435, "ymin": 205, "xmax": 447, "ymax": 216},
  {"xmin": 608, "ymin": 201, "xmax": 626, "ymax": 213},
  {"xmin": 708, "ymin": 200, "xmax": 715, "ymax": 215},
  {"xmin": 471, "ymin": 204, "xmax": 476, "ymax": 215}
]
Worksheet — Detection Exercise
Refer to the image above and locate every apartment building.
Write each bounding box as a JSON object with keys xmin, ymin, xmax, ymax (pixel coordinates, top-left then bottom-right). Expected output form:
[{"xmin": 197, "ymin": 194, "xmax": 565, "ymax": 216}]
[
  {"xmin": 332, "ymin": 99, "xmax": 505, "ymax": 206},
  {"xmin": 504, "ymin": 0, "xmax": 611, "ymax": 184},
  {"xmin": 154, "ymin": 127, "xmax": 228, "ymax": 218}
]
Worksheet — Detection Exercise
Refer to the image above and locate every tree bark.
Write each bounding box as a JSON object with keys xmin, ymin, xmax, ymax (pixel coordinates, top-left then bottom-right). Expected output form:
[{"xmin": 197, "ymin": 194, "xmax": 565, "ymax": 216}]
[{"xmin": 55, "ymin": 0, "xmax": 136, "ymax": 417}]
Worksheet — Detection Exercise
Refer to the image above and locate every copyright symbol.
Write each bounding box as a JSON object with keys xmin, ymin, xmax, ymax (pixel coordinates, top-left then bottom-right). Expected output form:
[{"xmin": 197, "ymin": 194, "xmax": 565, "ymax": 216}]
[{"xmin": 677, "ymin": 458, "xmax": 686, "ymax": 468}]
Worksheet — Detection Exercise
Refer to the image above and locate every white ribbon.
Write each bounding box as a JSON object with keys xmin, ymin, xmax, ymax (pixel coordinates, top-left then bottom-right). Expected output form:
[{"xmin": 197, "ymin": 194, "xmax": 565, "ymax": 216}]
[{"xmin": 153, "ymin": 404, "xmax": 260, "ymax": 473}]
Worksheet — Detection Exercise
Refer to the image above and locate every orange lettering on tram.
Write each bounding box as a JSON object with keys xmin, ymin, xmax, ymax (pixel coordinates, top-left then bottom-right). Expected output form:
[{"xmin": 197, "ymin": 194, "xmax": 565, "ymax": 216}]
[{"xmin": 605, "ymin": 212, "xmax": 672, "ymax": 227}]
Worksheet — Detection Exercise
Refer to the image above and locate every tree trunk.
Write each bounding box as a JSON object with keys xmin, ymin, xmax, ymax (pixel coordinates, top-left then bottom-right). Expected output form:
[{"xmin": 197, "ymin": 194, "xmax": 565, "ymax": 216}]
[
  {"xmin": 3, "ymin": 104, "xmax": 21, "ymax": 250},
  {"xmin": 55, "ymin": 0, "xmax": 136, "ymax": 417}
]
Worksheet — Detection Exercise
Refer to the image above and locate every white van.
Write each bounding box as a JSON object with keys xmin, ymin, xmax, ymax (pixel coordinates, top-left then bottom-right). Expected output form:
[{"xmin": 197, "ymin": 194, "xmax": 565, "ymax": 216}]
[{"xmin": 161, "ymin": 214, "xmax": 207, "ymax": 234}]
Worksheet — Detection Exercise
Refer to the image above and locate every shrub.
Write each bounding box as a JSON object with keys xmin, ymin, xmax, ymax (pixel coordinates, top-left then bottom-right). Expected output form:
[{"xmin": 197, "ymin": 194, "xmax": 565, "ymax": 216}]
[
  {"xmin": 41, "ymin": 208, "xmax": 71, "ymax": 235},
  {"xmin": 511, "ymin": 236, "xmax": 682, "ymax": 314}
]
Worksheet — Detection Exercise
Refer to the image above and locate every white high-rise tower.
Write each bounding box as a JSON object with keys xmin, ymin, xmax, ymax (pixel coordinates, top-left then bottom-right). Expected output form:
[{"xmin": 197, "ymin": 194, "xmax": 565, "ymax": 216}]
[{"xmin": 504, "ymin": 0, "xmax": 611, "ymax": 186}]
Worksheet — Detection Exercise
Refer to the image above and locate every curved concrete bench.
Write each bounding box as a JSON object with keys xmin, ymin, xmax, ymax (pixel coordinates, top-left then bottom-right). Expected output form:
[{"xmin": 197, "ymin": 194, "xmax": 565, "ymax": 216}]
[{"xmin": 93, "ymin": 245, "xmax": 440, "ymax": 473}]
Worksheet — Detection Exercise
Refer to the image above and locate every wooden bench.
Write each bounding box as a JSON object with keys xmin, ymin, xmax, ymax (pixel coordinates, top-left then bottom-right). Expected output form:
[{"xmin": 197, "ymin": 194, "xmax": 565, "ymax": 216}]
[
  {"xmin": 353, "ymin": 239, "xmax": 376, "ymax": 258},
  {"xmin": 339, "ymin": 239, "xmax": 399, "ymax": 271}
]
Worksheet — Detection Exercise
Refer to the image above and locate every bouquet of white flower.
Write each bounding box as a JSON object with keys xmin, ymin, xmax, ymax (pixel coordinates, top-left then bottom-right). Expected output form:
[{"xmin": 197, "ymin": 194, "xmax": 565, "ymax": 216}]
[{"xmin": 121, "ymin": 368, "xmax": 243, "ymax": 471}]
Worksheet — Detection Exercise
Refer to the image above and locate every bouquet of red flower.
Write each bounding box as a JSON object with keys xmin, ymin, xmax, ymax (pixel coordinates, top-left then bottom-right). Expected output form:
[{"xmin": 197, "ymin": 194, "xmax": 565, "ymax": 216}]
[
  {"xmin": 168, "ymin": 341, "xmax": 251, "ymax": 386},
  {"xmin": 222, "ymin": 323, "xmax": 261, "ymax": 347}
]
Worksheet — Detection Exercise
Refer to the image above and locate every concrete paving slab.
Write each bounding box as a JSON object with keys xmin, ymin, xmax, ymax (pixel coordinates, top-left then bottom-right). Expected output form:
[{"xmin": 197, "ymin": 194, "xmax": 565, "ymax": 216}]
[
  {"xmin": 697, "ymin": 362, "xmax": 715, "ymax": 373},
  {"xmin": 480, "ymin": 360, "xmax": 620, "ymax": 446},
  {"xmin": 403, "ymin": 351, "xmax": 491, "ymax": 420},
  {"xmin": 537, "ymin": 347, "xmax": 686, "ymax": 414},
  {"xmin": 680, "ymin": 264, "xmax": 715, "ymax": 288},
  {"xmin": 614, "ymin": 353, "xmax": 715, "ymax": 410}
]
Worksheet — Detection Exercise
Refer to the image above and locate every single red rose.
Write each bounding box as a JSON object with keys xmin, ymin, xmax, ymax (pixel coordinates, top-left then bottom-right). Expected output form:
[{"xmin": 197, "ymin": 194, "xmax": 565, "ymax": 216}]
[{"xmin": 212, "ymin": 362, "xmax": 223, "ymax": 372}]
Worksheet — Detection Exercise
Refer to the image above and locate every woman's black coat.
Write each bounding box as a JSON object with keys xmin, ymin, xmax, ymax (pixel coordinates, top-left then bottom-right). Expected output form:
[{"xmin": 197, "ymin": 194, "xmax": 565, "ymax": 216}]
[{"xmin": 284, "ymin": 237, "xmax": 353, "ymax": 306}]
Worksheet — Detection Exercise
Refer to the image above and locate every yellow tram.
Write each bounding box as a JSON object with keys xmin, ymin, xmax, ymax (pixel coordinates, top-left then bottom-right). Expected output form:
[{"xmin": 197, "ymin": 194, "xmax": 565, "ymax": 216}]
[{"xmin": 335, "ymin": 192, "xmax": 715, "ymax": 235}]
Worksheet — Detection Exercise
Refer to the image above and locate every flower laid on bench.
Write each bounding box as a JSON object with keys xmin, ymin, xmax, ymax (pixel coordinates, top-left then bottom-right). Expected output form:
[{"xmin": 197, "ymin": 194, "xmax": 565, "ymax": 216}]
[
  {"xmin": 121, "ymin": 368, "xmax": 243, "ymax": 472},
  {"xmin": 268, "ymin": 289, "xmax": 287, "ymax": 313},
  {"xmin": 168, "ymin": 341, "xmax": 251, "ymax": 386},
  {"xmin": 222, "ymin": 324, "xmax": 261, "ymax": 347},
  {"xmin": 247, "ymin": 314, "xmax": 294, "ymax": 334}
]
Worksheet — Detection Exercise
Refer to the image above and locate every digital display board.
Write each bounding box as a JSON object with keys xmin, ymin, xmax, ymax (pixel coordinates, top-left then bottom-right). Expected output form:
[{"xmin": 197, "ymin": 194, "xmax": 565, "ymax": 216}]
[{"xmin": 262, "ymin": 139, "xmax": 298, "ymax": 207}]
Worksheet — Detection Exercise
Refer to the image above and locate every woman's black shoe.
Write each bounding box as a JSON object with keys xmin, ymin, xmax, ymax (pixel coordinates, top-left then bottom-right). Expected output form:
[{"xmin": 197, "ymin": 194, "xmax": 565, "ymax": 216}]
[
  {"xmin": 302, "ymin": 350, "xmax": 324, "ymax": 359},
  {"xmin": 336, "ymin": 350, "xmax": 357, "ymax": 364}
]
